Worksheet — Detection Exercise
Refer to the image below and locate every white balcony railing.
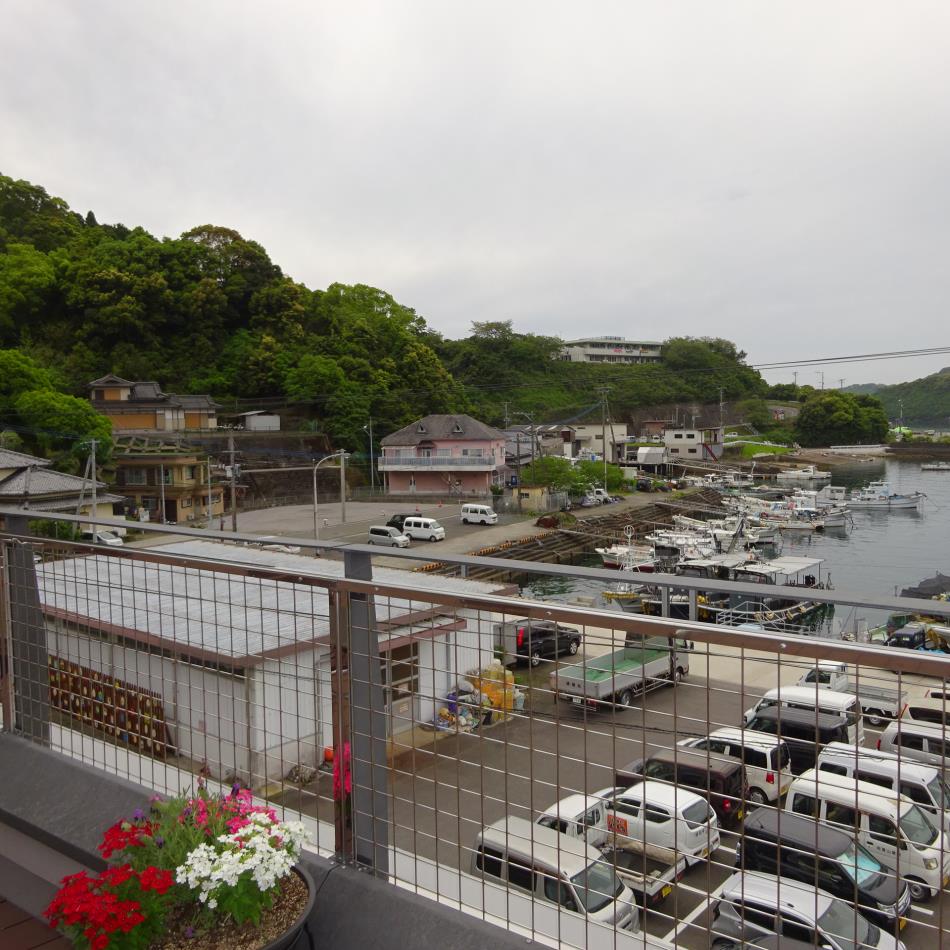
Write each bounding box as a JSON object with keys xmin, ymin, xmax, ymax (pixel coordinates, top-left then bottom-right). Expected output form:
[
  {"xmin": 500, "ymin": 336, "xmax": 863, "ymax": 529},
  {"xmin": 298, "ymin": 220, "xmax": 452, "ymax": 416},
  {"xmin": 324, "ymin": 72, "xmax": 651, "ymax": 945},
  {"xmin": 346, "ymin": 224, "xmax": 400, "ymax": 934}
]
[{"xmin": 377, "ymin": 456, "xmax": 499, "ymax": 469}]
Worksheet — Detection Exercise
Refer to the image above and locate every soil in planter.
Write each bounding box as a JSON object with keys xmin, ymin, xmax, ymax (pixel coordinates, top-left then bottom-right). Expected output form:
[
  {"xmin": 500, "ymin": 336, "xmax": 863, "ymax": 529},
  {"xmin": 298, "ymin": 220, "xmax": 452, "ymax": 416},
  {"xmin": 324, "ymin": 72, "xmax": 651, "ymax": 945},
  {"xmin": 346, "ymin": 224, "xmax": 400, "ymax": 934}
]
[{"xmin": 154, "ymin": 872, "xmax": 308, "ymax": 950}]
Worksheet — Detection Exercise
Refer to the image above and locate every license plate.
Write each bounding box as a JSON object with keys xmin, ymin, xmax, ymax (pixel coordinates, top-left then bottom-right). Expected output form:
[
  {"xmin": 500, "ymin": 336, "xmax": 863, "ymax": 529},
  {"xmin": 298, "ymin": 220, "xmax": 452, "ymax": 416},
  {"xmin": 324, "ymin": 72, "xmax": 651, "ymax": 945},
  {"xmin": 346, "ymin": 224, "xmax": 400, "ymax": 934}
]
[
  {"xmin": 572, "ymin": 697, "xmax": 582, "ymax": 705},
  {"xmin": 899, "ymin": 917, "xmax": 908, "ymax": 931},
  {"xmin": 661, "ymin": 885, "xmax": 672, "ymax": 898}
]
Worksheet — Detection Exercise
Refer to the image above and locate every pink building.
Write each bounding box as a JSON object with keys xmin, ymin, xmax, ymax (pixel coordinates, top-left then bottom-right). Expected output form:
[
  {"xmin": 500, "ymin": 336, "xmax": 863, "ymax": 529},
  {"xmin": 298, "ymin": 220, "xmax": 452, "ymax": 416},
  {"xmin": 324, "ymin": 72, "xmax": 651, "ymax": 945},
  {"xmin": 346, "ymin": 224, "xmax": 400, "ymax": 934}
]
[{"xmin": 378, "ymin": 415, "xmax": 506, "ymax": 495}]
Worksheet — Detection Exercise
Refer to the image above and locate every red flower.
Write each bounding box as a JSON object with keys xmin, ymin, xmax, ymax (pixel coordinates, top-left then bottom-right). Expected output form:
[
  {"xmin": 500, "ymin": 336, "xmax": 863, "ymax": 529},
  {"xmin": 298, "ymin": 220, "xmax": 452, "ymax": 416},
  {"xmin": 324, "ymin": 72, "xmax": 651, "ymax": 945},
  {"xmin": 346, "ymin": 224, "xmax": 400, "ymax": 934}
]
[
  {"xmin": 99, "ymin": 820, "xmax": 153, "ymax": 859},
  {"xmin": 138, "ymin": 866, "xmax": 174, "ymax": 895}
]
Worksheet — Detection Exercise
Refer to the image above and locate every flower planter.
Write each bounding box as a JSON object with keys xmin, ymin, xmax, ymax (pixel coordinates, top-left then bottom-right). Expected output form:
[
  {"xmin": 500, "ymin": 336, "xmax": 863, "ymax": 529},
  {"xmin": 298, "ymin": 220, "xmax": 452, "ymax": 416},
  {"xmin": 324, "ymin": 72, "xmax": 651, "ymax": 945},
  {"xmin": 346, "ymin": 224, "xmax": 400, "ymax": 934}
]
[{"xmin": 258, "ymin": 865, "xmax": 316, "ymax": 950}]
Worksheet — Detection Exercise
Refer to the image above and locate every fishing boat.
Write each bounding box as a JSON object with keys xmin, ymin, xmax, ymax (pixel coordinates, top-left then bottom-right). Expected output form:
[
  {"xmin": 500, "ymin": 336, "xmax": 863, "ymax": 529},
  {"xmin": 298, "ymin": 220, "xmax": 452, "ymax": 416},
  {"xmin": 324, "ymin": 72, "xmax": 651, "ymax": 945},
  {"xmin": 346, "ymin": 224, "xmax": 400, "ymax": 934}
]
[
  {"xmin": 848, "ymin": 480, "xmax": 924, "ymax": 510},
  {"xmin": 595, "ymin": 543, "xmax": 656, "ymax": 571},
  {"xmin": 921, "ymin": 461, "xmax": 950, "ymax": 472},
  {"xmin": 775, "ymin": 464, "xmax": 832, "ymax": 484}
]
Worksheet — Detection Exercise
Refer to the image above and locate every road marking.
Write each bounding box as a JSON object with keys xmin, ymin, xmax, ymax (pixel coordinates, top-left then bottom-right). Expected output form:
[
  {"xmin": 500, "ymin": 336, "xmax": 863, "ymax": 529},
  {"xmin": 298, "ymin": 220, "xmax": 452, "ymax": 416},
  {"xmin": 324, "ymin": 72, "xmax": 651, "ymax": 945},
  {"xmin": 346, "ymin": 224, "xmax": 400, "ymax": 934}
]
[
  {"xmin": 717, "ymin": 844, "xmax": 736, "ymax": 856},
  {"xmin": 909, "ymin": 906, "xmax": 934, "ymax": 918},
  {"xmin": 662, "ymin": 896, "xmax": 713, "ymax": 943}
]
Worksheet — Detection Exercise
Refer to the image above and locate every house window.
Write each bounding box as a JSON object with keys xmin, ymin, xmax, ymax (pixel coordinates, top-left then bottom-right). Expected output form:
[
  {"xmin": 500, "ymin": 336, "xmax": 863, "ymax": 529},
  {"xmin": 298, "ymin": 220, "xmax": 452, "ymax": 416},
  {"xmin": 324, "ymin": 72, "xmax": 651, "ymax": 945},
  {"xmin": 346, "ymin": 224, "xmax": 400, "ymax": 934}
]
[
  {"xmin": 180, "ymin": 497, "xmax": 192, "ymax": 508},
  {"xmin": 461, "ymin": 448, "xmax": 483, "ymax": 457},
  {"xmin": 688, "ymin": 448, "xmax": 698, "ymax": 454},
  {"xmin": 162, "ymin": 468, "xmax": 173, "ymax": 485},
  {"xmin": 417, "ymin": 424, "xmax": 427, "ymax": 434},
  {"xmin": 124, "ymin": 468, "xmax": 147, "ymax": 486},
  {"xmin": 452, "ymin": 423, "xmax": 463, "ymax": 434},
  {"xmin": 382, "ymin": 643, "xmax": 418, "ymax": 703},
  {"xmin": 674, "ymin": 434, "xmax": 683, "ymax": 439},
  {"xmin": 686, "ymin": 433, "xmax": 696, "ymax": 439},
  {"xmin": 186, "ymin": 466, "xmax": 197, "ymax": 480},
  {"xmin": 140, "ymin": 496, "xmax": 158, "ymax": 511}
]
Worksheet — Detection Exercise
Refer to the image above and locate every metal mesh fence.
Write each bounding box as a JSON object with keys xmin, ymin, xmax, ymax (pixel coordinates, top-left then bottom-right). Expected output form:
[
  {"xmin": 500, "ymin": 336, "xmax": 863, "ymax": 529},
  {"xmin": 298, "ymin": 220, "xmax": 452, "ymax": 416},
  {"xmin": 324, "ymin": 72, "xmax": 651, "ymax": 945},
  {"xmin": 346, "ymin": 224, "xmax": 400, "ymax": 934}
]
[{"xmin": 2, "ymin": 531, "xmax": 950, "ymax": 949}]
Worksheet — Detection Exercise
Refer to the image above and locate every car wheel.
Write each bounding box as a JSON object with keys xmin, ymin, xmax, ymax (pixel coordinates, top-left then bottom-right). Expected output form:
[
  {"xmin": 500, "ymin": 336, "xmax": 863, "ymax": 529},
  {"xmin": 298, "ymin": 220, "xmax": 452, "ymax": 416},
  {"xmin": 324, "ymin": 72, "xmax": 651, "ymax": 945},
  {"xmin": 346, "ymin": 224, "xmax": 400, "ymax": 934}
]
[
  {"xmin": 616, "ymin": 689, "xmax": 633, "ymax": 708},
  {"xmin": 674, "ymin": 666, "xmax": 686, "ymax": 684},
  {"xmin": 711, "ymin": 941, "xmax": 739, "ymax": 950},
  {"xmin": 462, "ymin": 517, "xmax": 469, "ymax": 524},
  {"xmin": 747, "ymin": 788, "xmax": 768, "ymax": 806},
  {"xmin": 530, "ymin": 649, "xmax": 542, "ymax": 667},
  {"xmin": 907, "ymin": 878, "xmax": 931, "ymax": 902},
  {"xmin": 865, "ymin": 709, "xmax": 886, "ymax": 727},
  {"xmin": 429, "ymin": 534, "xmax": 437, "ymax": 541},
  {"xmin": 568, "ymin": 639, "xmax": 580, "ymax": 656},
  {"xmin": 367, "ymin": 539, "xmax": 374, "ymax": 545}
]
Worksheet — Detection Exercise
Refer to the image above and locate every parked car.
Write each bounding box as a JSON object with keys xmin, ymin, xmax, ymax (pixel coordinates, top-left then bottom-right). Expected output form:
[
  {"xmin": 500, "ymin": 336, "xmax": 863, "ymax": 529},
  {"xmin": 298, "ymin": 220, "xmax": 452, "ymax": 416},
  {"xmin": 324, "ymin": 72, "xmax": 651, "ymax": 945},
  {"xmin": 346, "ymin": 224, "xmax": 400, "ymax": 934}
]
[
  {"xmin": 494, "ymin": 619, "xmax": 582, "ymax": 666},
  {"xmin": 877, "ymin": 719, "xmax": 950, "ymax": 770},
  {"xmin": 737, "ymin": 808, "xmax": 911, "ymax": 927},
  {"xmin": 460, "ymin": 504, "xmax": 498, "ymax": 525},
  {"xmin": 677, "ymin": 727, "xmax": 792, "ymax": 806},
  {"xmin": 711, "ymin": 871, "xmax": 905, "ymax": 950},
  {"xmin": 80, "ymin": 530, "xmax": 124, "ymax": 546},
  {"xmin": 401, "ymin": 516, "xmax": 445, "ymax": 541},
  {"xmin": 743, "ymin": 706, "xmax": 852, "ymax": 775},
  {"xmin": 471, "ymin": 816, "xmax": 639, "ymax": 932},
  {"xmin": 366, "ymin": 525, "xmax": 410, "ymax": 547},
  {"xmin": 616, "ymin": 747, "xmax": 746, "ymax": 826},
  {"xmin": 635, "ymin": 478, "xmax": 653, "ymax": 492},
  {"xmin": 386, "ymin": 514, "xmax": 415, "ymax": 532}
]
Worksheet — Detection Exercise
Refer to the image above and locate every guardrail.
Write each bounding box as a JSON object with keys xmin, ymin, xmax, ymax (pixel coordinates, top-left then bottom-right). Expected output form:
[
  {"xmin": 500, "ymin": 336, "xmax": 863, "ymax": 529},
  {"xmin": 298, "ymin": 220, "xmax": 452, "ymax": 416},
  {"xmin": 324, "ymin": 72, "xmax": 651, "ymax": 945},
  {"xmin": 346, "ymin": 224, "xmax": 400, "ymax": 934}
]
[{"xmin": 2, "ymin": 510, "xmax": 950, "ymax": 949}]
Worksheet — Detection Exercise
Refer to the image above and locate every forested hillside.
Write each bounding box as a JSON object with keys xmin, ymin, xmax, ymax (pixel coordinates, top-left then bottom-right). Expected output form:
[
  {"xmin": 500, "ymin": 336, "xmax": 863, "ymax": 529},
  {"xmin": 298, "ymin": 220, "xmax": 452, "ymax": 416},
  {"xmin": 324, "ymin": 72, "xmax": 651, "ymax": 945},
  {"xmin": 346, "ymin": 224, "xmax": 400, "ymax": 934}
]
[
  {"xmin": 862, "ymin": 369, "xmax": 950, "ymax": 427},
  {"xmin": 0, "ymin": 173, "xmax": 768, "ymax": 450}
]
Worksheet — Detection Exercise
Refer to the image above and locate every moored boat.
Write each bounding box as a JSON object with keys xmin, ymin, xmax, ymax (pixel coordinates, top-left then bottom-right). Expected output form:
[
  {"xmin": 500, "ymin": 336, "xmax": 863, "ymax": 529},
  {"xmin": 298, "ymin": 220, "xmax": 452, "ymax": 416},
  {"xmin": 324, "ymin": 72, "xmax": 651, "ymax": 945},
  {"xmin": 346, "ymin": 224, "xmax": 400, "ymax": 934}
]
[{"xmin": 848, "ymin": 480, "xmax": 924, "ymax": 510}]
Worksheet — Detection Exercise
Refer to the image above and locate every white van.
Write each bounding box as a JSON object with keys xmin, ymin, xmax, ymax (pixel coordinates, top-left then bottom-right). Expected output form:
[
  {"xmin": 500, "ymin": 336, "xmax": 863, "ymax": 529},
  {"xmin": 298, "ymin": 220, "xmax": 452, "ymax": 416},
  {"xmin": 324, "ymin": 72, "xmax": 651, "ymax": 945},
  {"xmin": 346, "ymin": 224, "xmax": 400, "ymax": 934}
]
[
  {"xmin": 593, "ymin": 781, "xmax": 720, "ymax": 865},
  {"xmin": 471, "ymin": 816, "xmax": 638, "ymax": 931},
  {"xmin": 401, "ymin": 516, "xmax": 446, "ymax": 541},
  {"xmin": 877, "ymin": 720, "xmax": 949, "ymax": 770},
  {"xmin": 744, "ymin": 685, "xmax": 864, "ymax": 745},
  {"xmin": 785, "ymin": 768, "xmax": 950, "ymax": 900},
  {"xmin": 900, "ymin": 697, "xmax": 950, "ymax": 727},
  {"xmin": 678, "ymin": 727, "xmax": 792, "ymax": 805},
  {"xmin": 816, "ymin": 742, "xmax": 950, "ymax": 835},
  {"xmin": 460, "ymin": 504, "xmax": 497, "ymax": 525}
]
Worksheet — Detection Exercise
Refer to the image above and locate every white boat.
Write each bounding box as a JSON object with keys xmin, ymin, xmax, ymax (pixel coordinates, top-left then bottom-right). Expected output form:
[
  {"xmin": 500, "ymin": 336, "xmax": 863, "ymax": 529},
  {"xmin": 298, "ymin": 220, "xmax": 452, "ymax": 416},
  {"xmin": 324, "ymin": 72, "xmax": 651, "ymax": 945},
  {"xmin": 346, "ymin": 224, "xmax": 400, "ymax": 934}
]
[
  {"xmin": 775, "ymin": 464, "xmax": 832, "ymax": 483},
  {"xmin": 595, "ymin": 543, "xmax": 655, "ymax": 571},
  {"xmin": 921, "ymin": 461, "xmax": 950, "ymax": 472},
  {"xmin": 848, "ymin": 480, "xmax": 924, "ymax": 510}
]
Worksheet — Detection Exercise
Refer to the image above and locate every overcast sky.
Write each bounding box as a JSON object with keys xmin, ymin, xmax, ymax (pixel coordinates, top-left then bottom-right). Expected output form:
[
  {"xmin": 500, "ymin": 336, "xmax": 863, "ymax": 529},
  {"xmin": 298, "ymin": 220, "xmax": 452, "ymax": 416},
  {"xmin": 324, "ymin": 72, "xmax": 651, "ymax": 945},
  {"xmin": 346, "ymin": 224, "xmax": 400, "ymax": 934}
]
[{"xmin": 3, "ymin": 1, "xmax": 949, "ymax": 385}]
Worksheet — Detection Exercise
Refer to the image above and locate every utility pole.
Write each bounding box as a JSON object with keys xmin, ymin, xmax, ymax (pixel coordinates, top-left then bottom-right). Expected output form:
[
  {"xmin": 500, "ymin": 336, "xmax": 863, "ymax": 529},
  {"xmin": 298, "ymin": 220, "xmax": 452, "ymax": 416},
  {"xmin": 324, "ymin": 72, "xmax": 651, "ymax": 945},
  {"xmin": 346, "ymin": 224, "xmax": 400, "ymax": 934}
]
[
  {"xmin": 792, "ymin": 371, "xmax": 798, "ymax": 389},
  {"xmin": 228, "ymin": 434, "xmax": 238, "ymax": 531},
  {"xmin": 718, "ymin": 387, "xmax": 725, "ymax": 428},
  {"xmin": 159, "ymin": 462, "xmax": 167, "ymax": 524},
  {"xmin": 340, "ymin": 452, "xmax": 347, "ymax": 524},
  {"xmin": 206, "ymin": 457, "xmax": 213, "ymax": 528},
  {"xmin": 515, "ymin": 430, "xmax": 522, "ymax": 513},
  {"xmin": 597, "ymin": 386, "xmax": 610, "ymax": 491},
  {"xmin": 503, "ymin": 402, "xmax": 510, "ymax": 429},
  {"xmin": 89, "ymin": 439, "xmax": 98, "ymax": 538},
  {"xmin": 838, "ymin": 378, "xmax": 846, "ymax": 390},
  {"xmin": 363, "ymin": 419, "xmax": 375, "ymax": 493},
  {"xmin": 816, "ymin": 371, "xmax": 825, "ymax": 390}
]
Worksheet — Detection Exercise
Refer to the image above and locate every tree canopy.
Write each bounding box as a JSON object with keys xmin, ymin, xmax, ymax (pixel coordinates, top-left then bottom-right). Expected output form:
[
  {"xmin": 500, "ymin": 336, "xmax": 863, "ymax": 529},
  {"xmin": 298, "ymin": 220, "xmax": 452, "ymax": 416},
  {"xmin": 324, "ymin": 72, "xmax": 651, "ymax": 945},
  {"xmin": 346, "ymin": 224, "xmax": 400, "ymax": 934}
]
[
  {"xmin": 795, "ymin": 391, "xmax": 890, "ymax": 447},
  {"xmin": 1, "ymin": 172, "xmax": 771, "ymax": 456}
]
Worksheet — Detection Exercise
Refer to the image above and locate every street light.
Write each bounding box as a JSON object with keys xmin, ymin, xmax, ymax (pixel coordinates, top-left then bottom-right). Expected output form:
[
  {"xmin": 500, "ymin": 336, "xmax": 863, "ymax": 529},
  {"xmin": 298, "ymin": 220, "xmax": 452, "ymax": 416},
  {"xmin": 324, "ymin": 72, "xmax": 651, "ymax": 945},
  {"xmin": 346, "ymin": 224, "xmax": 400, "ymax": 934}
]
[
  {"xmin": 312, "ymin": 451, "xmax": 348, "ymax": 542},
  {"xmin": 362, "ymin": 419, "xmax": 375, "ymax": 492}
]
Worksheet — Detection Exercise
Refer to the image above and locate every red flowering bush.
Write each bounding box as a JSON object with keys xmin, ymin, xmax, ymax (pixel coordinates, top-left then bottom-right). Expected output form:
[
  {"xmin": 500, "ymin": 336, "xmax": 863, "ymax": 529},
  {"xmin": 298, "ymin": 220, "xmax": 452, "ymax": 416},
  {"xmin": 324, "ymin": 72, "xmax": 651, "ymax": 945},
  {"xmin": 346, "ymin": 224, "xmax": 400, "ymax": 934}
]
[{"xmin": 44, "ymin": 864, "xmax": 172, "ymax": 950}]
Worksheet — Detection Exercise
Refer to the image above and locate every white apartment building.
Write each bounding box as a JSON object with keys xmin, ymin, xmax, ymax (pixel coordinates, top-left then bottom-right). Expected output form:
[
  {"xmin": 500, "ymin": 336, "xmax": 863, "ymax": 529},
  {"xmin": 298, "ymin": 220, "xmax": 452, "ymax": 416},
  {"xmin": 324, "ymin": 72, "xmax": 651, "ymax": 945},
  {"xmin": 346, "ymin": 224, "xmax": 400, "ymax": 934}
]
[
  {"xmin": 559, "ymin": 336, "xmax": 663, "ymax": 364},
  {"xmin": 664, "ymin": 425, "xmax": 725, "ymax": 462}
]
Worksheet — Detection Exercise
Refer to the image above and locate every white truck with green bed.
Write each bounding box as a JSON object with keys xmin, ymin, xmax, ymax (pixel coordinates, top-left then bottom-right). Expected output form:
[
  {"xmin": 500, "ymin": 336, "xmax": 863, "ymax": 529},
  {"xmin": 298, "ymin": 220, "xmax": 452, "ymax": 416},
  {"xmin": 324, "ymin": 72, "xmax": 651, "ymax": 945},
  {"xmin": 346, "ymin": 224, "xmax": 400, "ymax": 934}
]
[{"xmin": 555, "ymin": 634, "xmax": 691, "ymax": 709}]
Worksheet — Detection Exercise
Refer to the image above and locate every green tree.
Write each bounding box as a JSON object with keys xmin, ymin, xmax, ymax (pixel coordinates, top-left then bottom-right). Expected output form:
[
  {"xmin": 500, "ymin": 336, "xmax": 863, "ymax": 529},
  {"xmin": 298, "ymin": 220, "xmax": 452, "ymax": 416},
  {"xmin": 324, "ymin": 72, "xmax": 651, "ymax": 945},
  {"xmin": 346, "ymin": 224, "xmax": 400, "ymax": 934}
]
[
  {"xmin": 0, "ymin": 348, "xmax": 56, "ymax": 410},
  {"xmin": 795, "ymin": 391, "xmax": 889, "ymax": 447},
  {"xmin": 14, "ymin": 389, "xmax": 113, "ymax": 467},
  {"xmin": 0, "ymin": 243, "xmax": 57, "ymax": 342}
]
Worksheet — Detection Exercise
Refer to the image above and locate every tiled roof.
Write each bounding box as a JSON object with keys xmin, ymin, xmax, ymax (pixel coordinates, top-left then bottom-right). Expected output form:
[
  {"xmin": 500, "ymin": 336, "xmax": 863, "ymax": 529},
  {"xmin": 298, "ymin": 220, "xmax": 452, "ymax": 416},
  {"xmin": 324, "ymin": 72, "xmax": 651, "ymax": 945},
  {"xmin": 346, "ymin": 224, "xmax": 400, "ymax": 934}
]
[
  {"xmin": 0, "ymin": 467, "xmax": 108, "ymax": 498},
  {"xmin": 0, "ymin": 448, "xmax": 51, "ymax": 469},
  {"xmin": 172, "ymin": 394, "xmax": 219, "ymax": 409},
  {"xmin": 88, "ymin": 374, "xmax": 135, "ymax": 387},
  {"xmin": 380, "ymin": 414, "xmax": 505, "ymax": 447}
]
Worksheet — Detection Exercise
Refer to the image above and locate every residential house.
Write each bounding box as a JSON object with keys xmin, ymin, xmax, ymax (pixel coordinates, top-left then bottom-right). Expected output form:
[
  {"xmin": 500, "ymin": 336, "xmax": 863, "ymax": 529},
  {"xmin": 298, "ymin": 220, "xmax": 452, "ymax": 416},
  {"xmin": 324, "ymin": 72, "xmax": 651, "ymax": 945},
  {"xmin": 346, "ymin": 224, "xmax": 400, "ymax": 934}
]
[
  {"xmin": 664, "ymin": 425, "xmax": 725, "ymax": 462},
  {"xmin": 558, "ymin": 336, "xmax": 662, "ymax": 364},
  {"xmin": 567, "ymin": 422, "xmax": 629, "ymax": 463},
  {"xmin": 88, "ymin": 375, "xmax": 218, "ymax": 432},
  {"xmin": 112, "ymin": 436, "xmax": 224, "ymax": 524},
  {"xmin": 0, "ymin": 448, "xmax": 124, "ymax": 531},
  {"xmin": 378, "ymin": 415, "xmax": 506, "ymax": 495}
]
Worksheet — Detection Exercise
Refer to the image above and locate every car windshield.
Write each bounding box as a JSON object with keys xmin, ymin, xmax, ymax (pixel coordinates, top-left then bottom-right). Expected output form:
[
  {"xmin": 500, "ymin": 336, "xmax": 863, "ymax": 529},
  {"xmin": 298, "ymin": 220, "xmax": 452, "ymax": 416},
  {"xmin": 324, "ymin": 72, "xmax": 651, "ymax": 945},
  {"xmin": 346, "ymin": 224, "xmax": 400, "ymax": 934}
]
[
  {"xmin": 97, "ymin": 532, "xmax": 118, "ymax": 541},
  {"xmin": 682, "ymin": 800, "xmax": 711, "ymax": 829},
  {"xmin": 570, "ymin": 861, "xmax": 623, "ymax": 913},
  {"xmin": 429, "ymin": 520, "xmax": 442, "ymax": 528},
  {"xmin": 837, "ymin": 842, "xmax": 883, "ymax": 886},
  {"xmin": 818, "ymin": 898, "xmax": 871, "ymax": 950},
  {"xmin": 900, "ymin": 803, "xmax": 939, "ymax": 847},
  {"xmin": 926, "ymin": 776, "xmax": 950, "ymax": 810}
]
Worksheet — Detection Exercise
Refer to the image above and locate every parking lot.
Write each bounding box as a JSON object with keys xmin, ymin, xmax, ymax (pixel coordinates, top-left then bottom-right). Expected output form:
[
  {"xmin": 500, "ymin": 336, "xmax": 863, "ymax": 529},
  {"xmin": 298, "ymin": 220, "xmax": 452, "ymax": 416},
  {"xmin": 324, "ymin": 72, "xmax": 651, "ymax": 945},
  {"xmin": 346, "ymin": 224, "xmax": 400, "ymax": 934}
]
[{"xmin": 383, "ymin": 647, "xmax": 948, "ymax": 949}]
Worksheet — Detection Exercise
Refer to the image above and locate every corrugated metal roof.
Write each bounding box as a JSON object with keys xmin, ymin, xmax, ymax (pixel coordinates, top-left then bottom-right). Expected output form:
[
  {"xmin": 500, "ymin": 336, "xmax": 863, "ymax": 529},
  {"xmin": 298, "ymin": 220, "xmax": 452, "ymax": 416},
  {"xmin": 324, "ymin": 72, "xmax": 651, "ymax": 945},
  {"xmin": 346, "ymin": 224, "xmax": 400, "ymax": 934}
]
[{"xmin": 36, "ymin": 540, "xmax": 510, "ymax": 663}]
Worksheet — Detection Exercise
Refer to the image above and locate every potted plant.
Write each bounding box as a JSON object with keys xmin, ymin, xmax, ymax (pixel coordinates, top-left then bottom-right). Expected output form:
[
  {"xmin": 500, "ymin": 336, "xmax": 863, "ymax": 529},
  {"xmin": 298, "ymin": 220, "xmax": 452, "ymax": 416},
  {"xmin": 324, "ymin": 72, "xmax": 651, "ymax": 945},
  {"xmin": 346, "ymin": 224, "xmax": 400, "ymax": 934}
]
[{"xmin": 45, "ymin": 782, "xmax": 314, "ymax": 950}]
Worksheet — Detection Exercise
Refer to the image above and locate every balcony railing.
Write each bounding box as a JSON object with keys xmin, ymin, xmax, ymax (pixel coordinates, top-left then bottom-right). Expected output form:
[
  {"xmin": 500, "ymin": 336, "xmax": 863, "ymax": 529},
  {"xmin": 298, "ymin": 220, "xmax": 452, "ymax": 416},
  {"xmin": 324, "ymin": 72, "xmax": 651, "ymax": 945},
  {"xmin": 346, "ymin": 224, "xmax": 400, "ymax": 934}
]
[
  {"xmin": 377, "ymin": 455, "xmax": 499, "ymax": 469},
  {"xmin": 2, "ymin": 511, "xmax": 950, "ymax": 950}
]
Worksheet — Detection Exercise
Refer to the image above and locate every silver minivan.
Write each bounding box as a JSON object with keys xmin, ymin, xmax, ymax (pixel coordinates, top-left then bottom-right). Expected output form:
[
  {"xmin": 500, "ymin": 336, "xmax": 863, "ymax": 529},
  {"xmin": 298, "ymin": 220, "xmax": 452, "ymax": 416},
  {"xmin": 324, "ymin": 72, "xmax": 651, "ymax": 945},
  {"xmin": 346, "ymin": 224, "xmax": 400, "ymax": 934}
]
[
  {"xmin": 471, "ymin": 816, "xmax": 638, "ymax": 931},
  {"xmin": 877, "ymin": 719, "xmax": 949, "ymax": 770},
  {"xmin": 366, "ymin": 525, "xmax": 410, "ymax": 547}
]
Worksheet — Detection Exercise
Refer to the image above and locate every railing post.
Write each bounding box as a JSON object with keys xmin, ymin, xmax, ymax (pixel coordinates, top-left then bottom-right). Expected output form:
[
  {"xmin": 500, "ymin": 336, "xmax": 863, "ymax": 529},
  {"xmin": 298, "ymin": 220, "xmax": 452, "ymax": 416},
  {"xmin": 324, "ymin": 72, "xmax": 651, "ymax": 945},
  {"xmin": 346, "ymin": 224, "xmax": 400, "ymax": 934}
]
[
  {"xmin": 342, "ymin": 550, "xmax": 390, "ymax": 875},
  {"xmin": 1, "ymin": 522, "xmax": 50, "ymax": 744}
]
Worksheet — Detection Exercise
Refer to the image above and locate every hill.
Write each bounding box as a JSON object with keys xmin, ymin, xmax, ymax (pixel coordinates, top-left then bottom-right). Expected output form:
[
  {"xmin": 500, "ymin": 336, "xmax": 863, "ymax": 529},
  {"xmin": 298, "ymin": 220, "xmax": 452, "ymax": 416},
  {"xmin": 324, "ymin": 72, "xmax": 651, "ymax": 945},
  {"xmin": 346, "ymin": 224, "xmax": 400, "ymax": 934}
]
[
  {"xmin": 864, "ymin": 368, "xmax": 950, "ymax": 427},
  {"xmin": 0, "ymin": 172, "xmax": 767, "ymax": 450}
]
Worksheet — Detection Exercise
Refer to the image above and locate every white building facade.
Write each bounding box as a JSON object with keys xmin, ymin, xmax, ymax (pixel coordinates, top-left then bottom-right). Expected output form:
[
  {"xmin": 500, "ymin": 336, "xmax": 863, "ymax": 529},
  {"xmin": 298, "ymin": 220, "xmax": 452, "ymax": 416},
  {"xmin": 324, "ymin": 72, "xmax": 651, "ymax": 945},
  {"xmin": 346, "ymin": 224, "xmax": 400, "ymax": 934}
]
[{"xmin": 559, "ymin": 337, "xmax": 662, "ymax": 364}]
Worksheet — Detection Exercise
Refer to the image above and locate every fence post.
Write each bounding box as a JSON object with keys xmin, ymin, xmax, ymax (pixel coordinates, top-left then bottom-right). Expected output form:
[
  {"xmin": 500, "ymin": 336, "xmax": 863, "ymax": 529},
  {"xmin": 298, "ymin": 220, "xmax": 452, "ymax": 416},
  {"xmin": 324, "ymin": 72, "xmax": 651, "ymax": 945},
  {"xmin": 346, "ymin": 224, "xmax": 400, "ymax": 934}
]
[
  {"xmin": 340, "ymin": 550, "xmax": 390, "ymax": 875},
  {"xmin": 1, "ymin": 522, "xmax": 50, "ymax": 744}
]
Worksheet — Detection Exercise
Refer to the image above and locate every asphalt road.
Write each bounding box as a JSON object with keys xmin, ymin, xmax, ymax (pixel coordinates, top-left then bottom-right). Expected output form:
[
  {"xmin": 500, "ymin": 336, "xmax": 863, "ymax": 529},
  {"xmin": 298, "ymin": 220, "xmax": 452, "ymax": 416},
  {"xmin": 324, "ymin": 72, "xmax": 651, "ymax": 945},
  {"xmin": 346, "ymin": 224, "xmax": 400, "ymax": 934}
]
[{"xmin": 384, "ymin": 652, "xmax": 947, "ymax": 949}]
